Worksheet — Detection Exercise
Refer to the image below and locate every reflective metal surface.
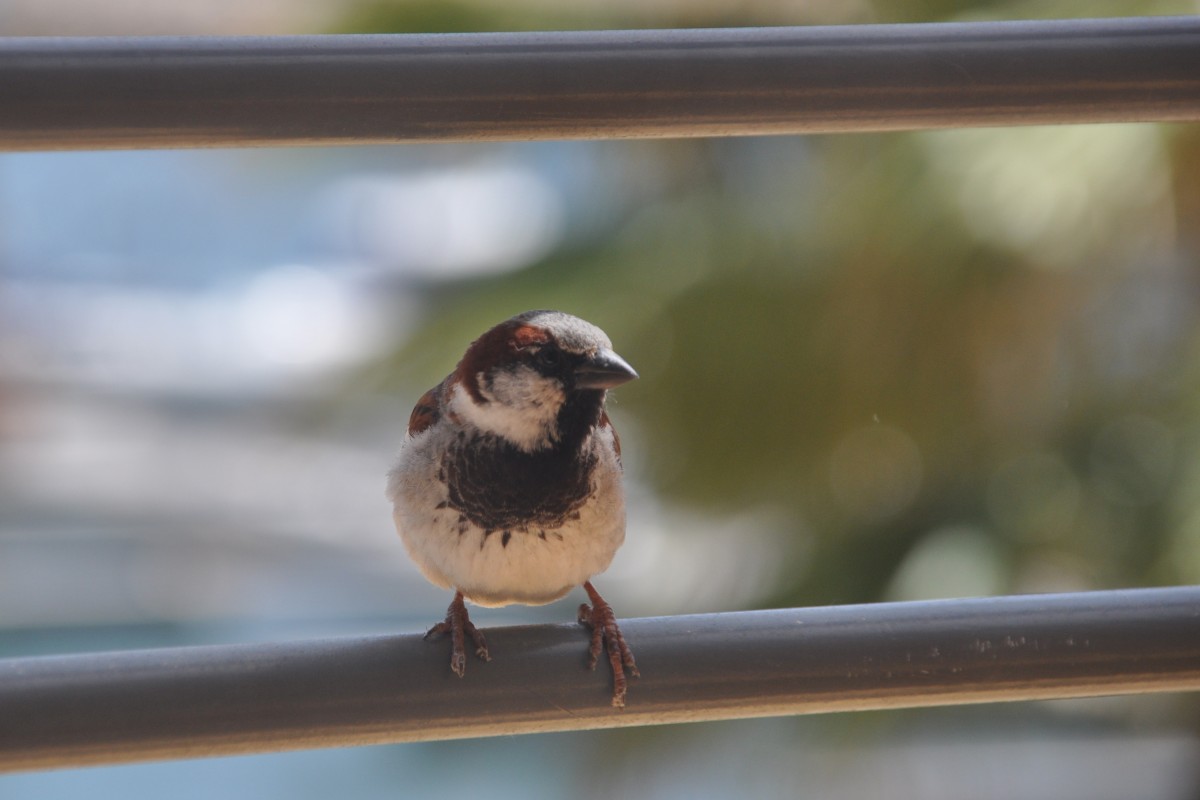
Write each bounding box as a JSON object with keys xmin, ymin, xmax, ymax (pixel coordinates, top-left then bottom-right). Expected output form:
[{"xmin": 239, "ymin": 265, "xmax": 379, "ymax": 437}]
[
  {"xmin": 2, "ymin": 587, "xmax": 1199, "ymax": 772},
  {"xmin": 1, "ymin": 17, "xmax": 1199, "ymax": 150}
]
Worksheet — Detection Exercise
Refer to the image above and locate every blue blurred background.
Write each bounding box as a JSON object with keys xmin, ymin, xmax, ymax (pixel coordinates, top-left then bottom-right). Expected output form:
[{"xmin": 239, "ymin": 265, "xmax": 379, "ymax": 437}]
[{"xmin": 4, "ymin": 0, "xmax": 1200, "ymax": 797}]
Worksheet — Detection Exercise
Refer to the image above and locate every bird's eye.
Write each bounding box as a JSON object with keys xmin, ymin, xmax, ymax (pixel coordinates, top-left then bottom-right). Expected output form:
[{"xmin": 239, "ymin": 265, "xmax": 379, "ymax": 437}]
[{"xmin": 534, "ymin": 346, "xmax": 563, "ymax": 370}]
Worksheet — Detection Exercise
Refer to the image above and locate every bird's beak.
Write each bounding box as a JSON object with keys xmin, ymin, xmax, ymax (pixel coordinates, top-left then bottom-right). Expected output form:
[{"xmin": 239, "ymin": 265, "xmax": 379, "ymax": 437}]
[{"xmin": 575, "ymin": 348, "xmax": 639, "ymax": 390}]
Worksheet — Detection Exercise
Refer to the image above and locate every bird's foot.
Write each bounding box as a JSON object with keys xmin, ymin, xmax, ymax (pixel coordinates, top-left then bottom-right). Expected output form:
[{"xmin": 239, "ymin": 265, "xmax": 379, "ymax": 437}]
[
  {"xmin": 425, "ymin": 591, "xmax": 490, "ymax": 677},
  {"xmin": 577, "ymin": 581, "xmax": 639, "ymax": 708}
]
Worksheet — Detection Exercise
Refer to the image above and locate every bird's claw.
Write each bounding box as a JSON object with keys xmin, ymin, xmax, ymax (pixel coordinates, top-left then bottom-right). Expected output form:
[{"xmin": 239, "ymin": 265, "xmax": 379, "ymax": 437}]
[
  {"xmin": 578, "ymin": 582, "xmax": 639, "ymax": 708},
  {"xmin": 426, "ymin": 592, "xmax": 490, "ymax": 677}
]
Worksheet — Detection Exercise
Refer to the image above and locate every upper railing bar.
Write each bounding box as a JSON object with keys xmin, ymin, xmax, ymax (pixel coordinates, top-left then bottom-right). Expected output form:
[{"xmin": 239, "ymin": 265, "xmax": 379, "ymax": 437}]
[
  {"xmin": 1, "ymin": 16, "xmax": 1199, "ymax": 151},
  {"xmin": 2, "ymin": 586, "xmax": 1199, "ymax": 773}
]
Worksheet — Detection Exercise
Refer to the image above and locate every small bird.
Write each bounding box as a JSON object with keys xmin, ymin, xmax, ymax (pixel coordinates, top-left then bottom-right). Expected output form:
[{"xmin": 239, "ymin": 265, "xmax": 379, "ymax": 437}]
[{"xmin": 387, "ymin": 310, "xmax": 640, "ymax": 707}]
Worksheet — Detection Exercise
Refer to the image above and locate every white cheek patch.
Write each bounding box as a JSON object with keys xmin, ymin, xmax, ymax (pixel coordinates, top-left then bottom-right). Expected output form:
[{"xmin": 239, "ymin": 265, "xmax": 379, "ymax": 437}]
[{"xmin": 450, "ymin": 367, "xmax": 565, "ymax": 451}]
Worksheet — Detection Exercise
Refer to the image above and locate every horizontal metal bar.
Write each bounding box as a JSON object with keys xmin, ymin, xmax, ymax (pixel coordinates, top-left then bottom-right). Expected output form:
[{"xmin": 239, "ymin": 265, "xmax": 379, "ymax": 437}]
[
  {"xmin": 2, "ymin": 587, "xmax": 1199, "ymax": 772},
  {"xmin": 1, "ymin": 17, "xmax": 1199, "ymax": 151}
]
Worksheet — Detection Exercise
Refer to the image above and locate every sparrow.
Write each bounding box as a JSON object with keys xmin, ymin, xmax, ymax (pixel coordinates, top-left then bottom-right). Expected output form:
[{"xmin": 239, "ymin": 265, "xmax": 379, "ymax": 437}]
[{"xmin": 387, "ymin": 310, "xmax": 640, "ymax": 708}]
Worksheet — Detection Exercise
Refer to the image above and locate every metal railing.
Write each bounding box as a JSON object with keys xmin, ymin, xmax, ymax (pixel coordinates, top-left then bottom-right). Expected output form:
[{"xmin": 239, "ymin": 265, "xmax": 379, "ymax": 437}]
[
  {"xmin": 2, "ymin": 587, "xmax": 1200, "ymax": 772},
  {"xmin": 1, "ymin": 16, "xmax": 1199, "ymax": 150}
]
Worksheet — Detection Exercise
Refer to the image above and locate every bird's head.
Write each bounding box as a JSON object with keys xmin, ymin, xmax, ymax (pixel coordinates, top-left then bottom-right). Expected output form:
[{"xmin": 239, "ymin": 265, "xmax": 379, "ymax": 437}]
[{"xmin": 449, "ymin": 310, "xmax": 637, "ymax": 452}]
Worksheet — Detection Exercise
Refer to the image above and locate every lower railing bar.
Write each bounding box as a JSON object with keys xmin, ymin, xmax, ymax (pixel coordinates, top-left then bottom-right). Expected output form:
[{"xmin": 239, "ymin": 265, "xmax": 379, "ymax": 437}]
[
  {"xmin": 2, "ymin": 586, "xmax": 1199, "ymax": 773},
  {"xmin": 1, "ymin": 16, "xmax": 1199, "ymax": 151}
]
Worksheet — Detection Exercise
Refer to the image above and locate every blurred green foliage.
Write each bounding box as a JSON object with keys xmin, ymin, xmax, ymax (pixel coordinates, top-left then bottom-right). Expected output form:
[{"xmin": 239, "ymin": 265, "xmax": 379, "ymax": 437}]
[
  {"xmin": 333, "ymin": 0, "xmax": 1198, "ymax": 34},
  {"xmin": 345, "ymin": 0, "xmax": 1200, "ymax": 613}
]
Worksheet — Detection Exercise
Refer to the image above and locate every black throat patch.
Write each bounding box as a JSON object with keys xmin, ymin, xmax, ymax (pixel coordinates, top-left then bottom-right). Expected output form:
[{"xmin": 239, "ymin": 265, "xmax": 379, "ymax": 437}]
[{"xmin": 440, "ymin": 391, "xmax": 605, "ymax": 532}]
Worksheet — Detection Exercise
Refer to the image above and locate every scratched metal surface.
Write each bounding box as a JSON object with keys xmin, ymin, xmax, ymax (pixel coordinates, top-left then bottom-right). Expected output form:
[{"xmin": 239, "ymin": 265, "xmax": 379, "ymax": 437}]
[
  {"xmin": 1, "ymin": 17, "xmax": 1199, "ymax": 150},
  {"xmin": 2, "ymin": 586, "xmax": 1199, "ymax": 772}
]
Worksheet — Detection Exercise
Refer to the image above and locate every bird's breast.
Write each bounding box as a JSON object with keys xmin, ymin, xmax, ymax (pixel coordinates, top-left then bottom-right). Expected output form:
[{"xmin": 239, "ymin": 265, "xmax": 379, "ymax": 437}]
[
  {"xmin": 389, "ymin": 418, "xmax": 626, "ymax": 608},
  {"xmin": 441, "ymin": 432, "xmax": 598, "ymax": 532}
]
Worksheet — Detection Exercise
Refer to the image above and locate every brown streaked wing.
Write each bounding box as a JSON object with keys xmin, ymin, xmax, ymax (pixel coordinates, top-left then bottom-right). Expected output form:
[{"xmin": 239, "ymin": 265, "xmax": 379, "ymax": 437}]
[{"xmin": 407, "ymin": 378, "xmax": 448, "ymax": 436}]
